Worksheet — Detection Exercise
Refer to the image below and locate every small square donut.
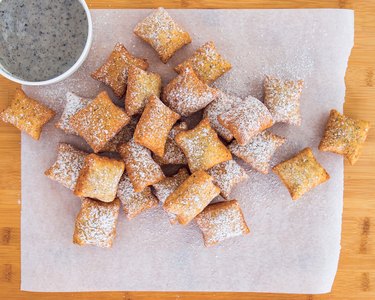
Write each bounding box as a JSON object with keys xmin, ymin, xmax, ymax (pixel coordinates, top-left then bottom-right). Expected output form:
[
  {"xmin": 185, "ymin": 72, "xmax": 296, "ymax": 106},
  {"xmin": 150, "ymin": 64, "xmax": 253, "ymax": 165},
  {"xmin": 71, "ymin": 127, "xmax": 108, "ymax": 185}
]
[
  {"xmin": 74, "ymin": 154, "xmax": 125, "ymax": 202},
  {"xmin": 73, "ymin": 197, "xmax": 120, "ymax": 248},
  {"xmin": 319, "ymin": 109, "xmax": 370, "ymax": 165},
  {"xmin": 203, "ymin": 90, "xmax": 242, "ymax": 142},
  {"xmin": 175, "ymin": 41, "xmax": 231, "ymax": 84},
  {"xmin": 218, "ymin": 95, "xmax": 273, "ymax": 146},
  {"xmin": 70, "ymin": 91, "xmax": 130, "ymax": 153},
  {"xmin": 152, "ymin": 168, "xmax": 190, "ymax": 204},
  {"xmin": 45, "ymin": 143, "xmax": 88, "ymax": 190},
  {"xmin": 153, "ymin": 122, "xmax": 188, "ymax": 165},
  {"xmin": 118, "ymin": 139, "xmax": 165, "ymax": 192},
  {"xmin": 264, "ymin": 76, "xmax": 304, "ymax": 125},
  {"xmin": 91, "ymin": 43, "xmax": 149, "ymax": 97},
  {"xmin": 175, "ymin": 118, "xmax": 232, "ymax": 173},
  {"xmin": 229, "ymin": 131, "xmax": 286, "ymax": 174},
  {"xmin": 195, "ymin": 200, "xmax": 250, "ymax": 247},
  {"xmin": 125, "ymin": 65, "xmax": 162, "ymax": 116},
  {"xmin": 272, "ymin": 147, "xmax": 330, "ymax": 200},
  {"xmin": 55, "ymin": 92, "xmax": 90, "ymax": 135},
  {"xmin": 134, "ymin": 95, "xmax": 180, "ymax": 157},
  {"xmin": 163, "ymin": 170, "xmax": 220, "ymax": 225},
  {"xmin": 100, "ymin": 116, "xmax": 138, "ymax": 153},
  {"xmin": 207, "ymin": 160, "xmax": 248, "ymax": 199},
  {"xmin": 0, "ymin": 88, "xmax": 55, "ymax": 140},
  {"xmin": 134, "ymin": 7, "xmax": 192, "ymax": 63},
  {"xmin": 162, "ymin": 66, "xmax": 218, "ymax": 116},
  {"xmin": 117, "ymin": 174, "xmax": 158, "ymax": 219}
]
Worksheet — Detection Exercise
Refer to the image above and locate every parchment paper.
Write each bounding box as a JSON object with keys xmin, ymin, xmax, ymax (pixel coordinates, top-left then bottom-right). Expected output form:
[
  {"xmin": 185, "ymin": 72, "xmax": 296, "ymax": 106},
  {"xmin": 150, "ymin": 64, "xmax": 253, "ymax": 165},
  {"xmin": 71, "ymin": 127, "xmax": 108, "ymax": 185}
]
[{"xmin": 21, "ymin": 9, "xmax": 354, "ymax": 293}]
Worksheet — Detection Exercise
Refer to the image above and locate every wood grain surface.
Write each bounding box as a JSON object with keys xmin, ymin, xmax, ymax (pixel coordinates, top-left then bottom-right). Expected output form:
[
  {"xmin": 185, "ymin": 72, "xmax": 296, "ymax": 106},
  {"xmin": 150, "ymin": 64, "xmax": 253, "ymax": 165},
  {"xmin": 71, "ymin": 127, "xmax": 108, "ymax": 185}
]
[{"xmin": 0, "ymin": 1, "xmax": 374, "ymax": 299}]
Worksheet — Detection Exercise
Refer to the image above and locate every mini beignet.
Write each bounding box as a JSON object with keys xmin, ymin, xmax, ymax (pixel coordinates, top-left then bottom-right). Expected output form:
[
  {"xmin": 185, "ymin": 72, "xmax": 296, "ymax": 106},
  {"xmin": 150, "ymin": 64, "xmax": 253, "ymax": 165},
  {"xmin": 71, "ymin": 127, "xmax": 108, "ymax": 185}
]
[
  {"xmin": 319, "ymin": 109, "xmax": 370, "ymax": 165},
  {"xmin": 55, "ymin": 92, "xmax": 90, "ymax": 135},
  {"xmin": 125, "ymin": 66, "xmax": 162, "ymax": 116},
  {"xmin": 163, "ymin": 66, "xmax": 218, "ymax": 116},
  {"xmin": 229, "ymin": 131, "xmax": 286, "ymax": 174},
  {"xmin": 118, "ymin": 139, "xmax": 165, "ymax": 192},
  {"xmin": 134, "ymin": 95, "xmax": 180, "ymax": 157},
  {"xmin": 0, "ymin": 88, "xmax": 55, "ymax": 140},
  {"xmin": 91, "ymin": 43, "xmax": 148, "ymax": 97},
  {"xmin": 273, "ymin": 148, "xmax": 330, "ymax": 200},
  {"xmin": 218, "ymin": 95, "xmax": 273, "ymax": 146},
  {"xmin": 73, "ymin": 197, "xmax": 120, "ymax": 248},
  {"xmin": 175, "ymin": 41, "xmax": 231, "ymax": 84},
  {"xmin": 264, "ymin": 76, "xmax": 304, "ymax": 125},
  {"xmin": 45, "ymin": 143, "xmax": 88, "ymax": 190},
  {"xmin": 207, "ymin": 160, "xmax": 248, "ymax": 199},
  {"xmin": 163, "ymin": 170, "xmax": 220, "ymax": 225},
  {"xmin": 74, "ymin": 154, "xmax": 125, "ymax": 203},
  {"xmin": 70, "ymin": 91, "xmax": 130, "ymax": 153},
  {"xmin": 175, "ymin": 118, "xmax": 232, "ymax": 172},
  {"xmin": 195, "ymin": 200, "xmax": 250, "ymax": 247},
  {"xmin": 117, "ymin": 174, "xmax": 158, "ymax": 219},
  {"xmin": 134, "ymin": 7, "xmax": 191, "ymax": 63}
]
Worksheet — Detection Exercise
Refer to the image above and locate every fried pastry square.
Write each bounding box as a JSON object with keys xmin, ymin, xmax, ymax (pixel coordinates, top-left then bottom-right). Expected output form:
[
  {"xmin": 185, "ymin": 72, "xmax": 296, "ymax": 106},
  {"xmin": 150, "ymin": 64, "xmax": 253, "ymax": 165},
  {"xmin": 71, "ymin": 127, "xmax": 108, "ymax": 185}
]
[
  {"xmin": 163, "ymin": 170, "xmax": 220, "ymax": 225},
  {"xmin": 73, "ymin": 197, "xmax": 120, "ymax": 248},
  {"xmin": 319, "ymin": 109, "xmax": 370, "ymax": 165},
  {"xmin": 74, "ymin": 154, "xmax": 125, "ymax": 202},
  {"xmin": 195, "ymin": 200, "xmax": 250, "ymax": 247},
  {"xmin": 125, "ymin": 66, "xmax": 162, "ymax": 116},
  {"xmin": 100, "ymin": 116, "xmax": 138, "ymax": 153},
  {"xmin": 175, "ymin": 118, "xmax": 232, "ymax": 172},
  {"xmin": 55, "ymin": 92, "xmax": 90, "ymax": 135},
  {"xmin": 152, "ymin": 168, "xmax": 190, "ymax": 204},
  {"xmin": 153, "ymin": 122, "xmax": 188, "ymax": 165},
  {"xmin": 134, "ymin": 95, "xmax": 180, "ymax": 157},
  {"xmin": 218, "ymin": 95, "xmax": 273, "ymax": 146},
  {"xmin": 117, "ymin": 174, "xmax": 158, "ymax": 219},
  {"xmin": 163, "ymin": 66, "xmax": 218, "ymax": 116},
  {"xmin": 273, "ymin": 147, "xmax": 330, "ymax": 200},
  {"xmin": 175, "ymin": 41, "xmax": 231, "ymax": 84},
  {"xmin": 229, "ymin": 131, "xmax": 286, "ymax": 174},
  {"xmin": 0, "ymin": 88, "xmax": 55, "ymax": 140},
  {"xmin": 118, "ymin": 139, "xmax": 165, "ymax": 192},
  {"xmin": 45, "ymin": 143, "xmax": 88, "ymax": 190},
  {"xmin": 91, "ymin": 43, "xmax": 149, "ymax": 97},
  {"xmin": 134, "ymin": 7, "xmax": 191, "ymax": 63},
  {"xmin": 207, "ymin": 160, "xmax": 248, "ymax": 199},
  {"xmin": 203, "ymin": 90, "xmax": 241, "ymax": 141},
  {"xmin": 264, "ymin": 76, "xmax": 304, "ymax": 125},
  {"xmin": 70, "ymin": 91, "xmax": 130, "ymax": 153}
]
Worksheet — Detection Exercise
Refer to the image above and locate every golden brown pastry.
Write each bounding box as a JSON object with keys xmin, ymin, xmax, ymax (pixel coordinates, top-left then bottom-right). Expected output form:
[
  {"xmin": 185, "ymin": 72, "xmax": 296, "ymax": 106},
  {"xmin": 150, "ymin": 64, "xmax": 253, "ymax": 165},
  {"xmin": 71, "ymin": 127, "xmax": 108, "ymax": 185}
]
[
  {"xmin": 229, "ymin": 131, "xmax": 286, "ymax": 174},
  {"xmin": 134, "ymin": 7, "xmax": 191, "ymax": 63},
  {"xmin": 70, "ymin": 91, "xmax": 130, "ymax": 153},
  {"xmin": 218, "ymin": 95, "xmax": 273, "ymax": 146},
  {"xmin": 117, "ymin": 174, "xmax": 158, "ymax": 219},
  {"xmin": 195, "ymin": 200, "xmax": 250, "ymax": 247},
  {"xmin": 319, "ymin": 109, "xmax": 370, "ymax": 165},
  {"xmin": 73, "ymin": 197, "xmax": 120, "ymax": 248},
  {"xmin": 264, "ymin": 76, "xmax": 304, "ymax": 125},
  {"xmin": 163, "ymin": 170, "xmax": 220, "ymax": 225},
  {"xmin": 134, "ymin": 95, "xmax": 180, "ymax": 157},
  {"xmin": 74, "ymin": 154, "xmax": 125, "ymax": 202},
  {"xmin": 91, "ymin": 43, "xmax": 148, "ymax": 97},
  {"xmin": 118, "ymin": 139, "xmax": 165, "ymax": 192},
  {"xmin": 273, "ymin": 148, "xmax": 330, "ymax": 200},
  {"xmin": 45, "ymin": 143, "xmax": 88, "ymax": 190},
  {"xmin": 175, "ymin": 118, "xmax": 232, "ymax": 172},
  {"xmin": 175, "ymin": 41, "xmax": 231, "ymax": 84},
  {"xmin": 0, "ymin": 88, "xmax": 55, "ymax": 140}
]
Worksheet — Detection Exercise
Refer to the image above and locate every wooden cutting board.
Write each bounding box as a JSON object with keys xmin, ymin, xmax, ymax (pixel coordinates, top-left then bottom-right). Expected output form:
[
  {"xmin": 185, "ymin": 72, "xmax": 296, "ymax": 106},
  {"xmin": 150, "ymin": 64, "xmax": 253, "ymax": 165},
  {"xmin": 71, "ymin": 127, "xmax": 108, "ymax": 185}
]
[{"xmin": 0, "ymin": 1, "xmax": 374, "ymax": 299}]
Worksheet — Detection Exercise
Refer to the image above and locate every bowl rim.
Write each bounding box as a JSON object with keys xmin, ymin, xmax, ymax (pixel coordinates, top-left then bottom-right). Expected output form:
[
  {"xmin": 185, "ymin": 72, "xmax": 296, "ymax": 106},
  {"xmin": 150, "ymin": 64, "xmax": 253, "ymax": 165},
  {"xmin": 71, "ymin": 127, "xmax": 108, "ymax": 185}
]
[{"xmin": 0, "ymin": 0, "xmax": 93, "ymax": 86}]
